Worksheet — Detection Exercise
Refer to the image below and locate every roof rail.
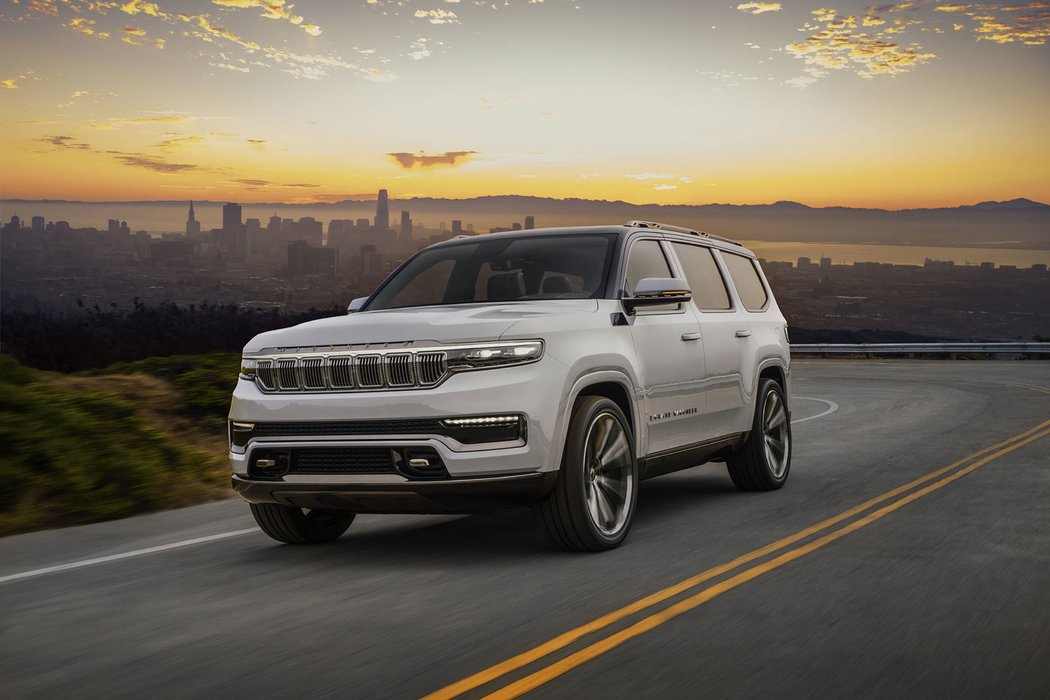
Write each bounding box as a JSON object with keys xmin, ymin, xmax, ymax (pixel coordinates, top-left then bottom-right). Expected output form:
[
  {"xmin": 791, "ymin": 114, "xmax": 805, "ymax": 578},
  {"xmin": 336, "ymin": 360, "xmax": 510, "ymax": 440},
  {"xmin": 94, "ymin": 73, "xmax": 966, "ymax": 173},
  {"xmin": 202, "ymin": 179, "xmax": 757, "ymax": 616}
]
[{"xmin": 624, "ymin": 220, "xmax": 742, "ymax": 247}]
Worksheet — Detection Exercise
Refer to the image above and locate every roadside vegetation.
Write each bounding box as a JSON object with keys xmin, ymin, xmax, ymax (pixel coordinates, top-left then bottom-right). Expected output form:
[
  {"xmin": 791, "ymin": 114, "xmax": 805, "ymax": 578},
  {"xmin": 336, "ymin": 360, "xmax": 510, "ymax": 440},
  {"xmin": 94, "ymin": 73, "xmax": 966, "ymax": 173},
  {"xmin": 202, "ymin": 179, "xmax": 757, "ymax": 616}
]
[{"xmin": 0, "ymin": 354, "xmax": 237, "ymax": 536}]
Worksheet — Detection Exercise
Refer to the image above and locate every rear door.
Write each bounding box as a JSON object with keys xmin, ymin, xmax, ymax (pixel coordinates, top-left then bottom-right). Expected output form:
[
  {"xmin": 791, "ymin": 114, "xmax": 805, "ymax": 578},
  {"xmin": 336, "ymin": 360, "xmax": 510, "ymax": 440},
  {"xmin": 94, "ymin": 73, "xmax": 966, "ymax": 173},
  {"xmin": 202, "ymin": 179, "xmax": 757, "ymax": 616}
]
[{"xmin": 623, "ymin": 238, "xmax": 707, "ymax": 456}]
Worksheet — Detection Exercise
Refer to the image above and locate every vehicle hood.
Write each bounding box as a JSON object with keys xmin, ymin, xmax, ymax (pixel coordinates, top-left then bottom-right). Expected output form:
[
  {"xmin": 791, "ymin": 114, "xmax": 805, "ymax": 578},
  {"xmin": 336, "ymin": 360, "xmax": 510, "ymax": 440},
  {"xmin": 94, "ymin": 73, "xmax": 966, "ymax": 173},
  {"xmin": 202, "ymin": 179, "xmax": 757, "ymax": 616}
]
[{"xmin": 243, "ymin": 300, "xmax": 600, "ymax": 352}]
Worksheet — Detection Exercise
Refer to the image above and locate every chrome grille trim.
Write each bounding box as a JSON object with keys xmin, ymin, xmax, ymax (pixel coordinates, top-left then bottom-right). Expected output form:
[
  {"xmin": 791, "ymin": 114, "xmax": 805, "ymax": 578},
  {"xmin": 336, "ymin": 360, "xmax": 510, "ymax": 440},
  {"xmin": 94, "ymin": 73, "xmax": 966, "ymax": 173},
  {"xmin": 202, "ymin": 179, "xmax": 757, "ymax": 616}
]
[
  {"xmin": 328, "ymin": 356, "xmax": 354, "ymax": 389},
  {"xmin": 385, "ymin": 353, "xmax": 414, "ymax": 387},
  {"xmin": 300, "ymin": 357, "xmax": 326, "ymax": 390},
  {"xmin": 257, "ymin": 359, "xmax": 277, "ymax": 390},
  {"xmin": 417, "ymin": 352, "xmax": 447, "ymax": 386},
  {"xmin": 244, "ymin": 341, "xmax": 537, "ymax": 393},
  {"xmin": 356, "ymin": 355, "xmax": 383, "ymax": 388},
  {"xmin": 277, "ymin": 359, "xmax": 300, "ymax": 390},
  {"xmin": 250, "ymin": 349, "xmax": 451, "ymax": 393}
]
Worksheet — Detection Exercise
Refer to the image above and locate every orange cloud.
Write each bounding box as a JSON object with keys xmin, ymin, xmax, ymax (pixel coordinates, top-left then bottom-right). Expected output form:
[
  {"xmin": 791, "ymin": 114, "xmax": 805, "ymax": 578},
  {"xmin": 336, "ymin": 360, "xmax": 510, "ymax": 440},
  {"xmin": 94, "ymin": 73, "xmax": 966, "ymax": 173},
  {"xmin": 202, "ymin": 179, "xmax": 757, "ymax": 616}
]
[
  {"xmin": 786, "ymin": 7, "xmax": 936, "ymax": 85},
  {"xmin": 387, "ymin": 151, "xmax": 478, "ymax": 168},
  {"xmin": 112, "ymin": 152, "xmax": 200, "ymax": 173},
  {"xmin": 192, "ymin": 15, "xmax": 262, "ymax": 50},
  {"xmin": 120, "ymin": 0, "xmax": 169, "ymax": 19},
  {"xmin": 124, "ymin": 114, "xmax": 192, "ymax": 123},
  {"xmin": 38, "ymin": 135, "xmax": 92, "ymax": 150},
  {"xmin": 414, "ymin": 9, "xmax": 458, "ymax": 24},
  {"xmin": 65, "ymin": 17, "xmax": 110, "ymax": 38},
  {"xmin": 155, "ymin": 134, "xmax": 207, "ymax": 151},
  {"xmin": 2, "ymin": 73, "xmax": 30, "ymax": 89},
  {"xmin": 210, "ymin": 0, "xmax": 323, "ymax": 36},
  {"xmin": 736, "ymin": 2, "xmax": 782, "ymax": 14}
]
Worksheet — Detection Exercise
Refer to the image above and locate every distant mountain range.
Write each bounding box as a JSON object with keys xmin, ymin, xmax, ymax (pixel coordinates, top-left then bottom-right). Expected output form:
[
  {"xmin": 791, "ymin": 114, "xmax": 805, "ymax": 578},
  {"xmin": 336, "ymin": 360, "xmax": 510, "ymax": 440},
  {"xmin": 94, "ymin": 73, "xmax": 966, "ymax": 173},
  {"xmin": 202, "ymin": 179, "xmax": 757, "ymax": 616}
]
[
  {"xmin": 5, "ymin": 195, "xmax": 1047, "ymax": 212},
  {"xmin": 2, "ymin": 196, "xmax": 1048, "ymax": 247}
]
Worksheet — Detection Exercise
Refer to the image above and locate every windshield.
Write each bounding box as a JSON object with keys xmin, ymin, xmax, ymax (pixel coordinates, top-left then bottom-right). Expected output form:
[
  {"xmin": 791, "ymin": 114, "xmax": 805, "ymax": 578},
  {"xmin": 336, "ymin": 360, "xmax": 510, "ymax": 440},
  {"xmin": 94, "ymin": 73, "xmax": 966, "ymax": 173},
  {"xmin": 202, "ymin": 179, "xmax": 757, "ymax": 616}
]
[{"xmin": 366, "ymin": 234, "xmax": 616, "ymax": 311}]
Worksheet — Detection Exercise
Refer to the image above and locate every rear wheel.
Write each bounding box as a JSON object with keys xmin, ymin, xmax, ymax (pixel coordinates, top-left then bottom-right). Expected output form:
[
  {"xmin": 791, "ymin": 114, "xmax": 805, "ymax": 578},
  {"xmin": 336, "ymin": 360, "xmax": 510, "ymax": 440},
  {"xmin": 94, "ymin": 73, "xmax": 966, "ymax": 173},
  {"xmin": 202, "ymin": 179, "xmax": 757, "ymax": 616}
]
[
  {"xmin": 538, "ymin": 396, "xmax": 638, "ymax": 551},
  {"xmin": 249, "ymin": 503, "xmax": 355, "ymax": 544},
  {"xmin": 726, "ymin": 378, "xmax": 791, "ymax": 491}
]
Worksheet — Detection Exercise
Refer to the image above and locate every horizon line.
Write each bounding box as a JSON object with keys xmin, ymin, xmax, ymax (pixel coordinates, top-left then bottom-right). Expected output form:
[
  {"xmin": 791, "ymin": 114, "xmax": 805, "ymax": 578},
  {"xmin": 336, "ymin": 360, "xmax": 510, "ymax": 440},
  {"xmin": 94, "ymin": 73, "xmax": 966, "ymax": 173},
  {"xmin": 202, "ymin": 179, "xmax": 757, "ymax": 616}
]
[{"xmin": 0, "ymin": 195, "xmax": 1047, "ymax": 213}]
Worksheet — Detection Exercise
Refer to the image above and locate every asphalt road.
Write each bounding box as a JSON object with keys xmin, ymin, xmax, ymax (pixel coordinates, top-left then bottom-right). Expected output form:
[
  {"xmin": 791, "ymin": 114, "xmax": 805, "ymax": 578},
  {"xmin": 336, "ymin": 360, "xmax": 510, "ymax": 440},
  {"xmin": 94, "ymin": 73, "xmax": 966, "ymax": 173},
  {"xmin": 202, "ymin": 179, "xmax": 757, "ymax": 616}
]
[{"xmin": 2, "ymin": 361, "xmax": 1048, "ymax": 700}]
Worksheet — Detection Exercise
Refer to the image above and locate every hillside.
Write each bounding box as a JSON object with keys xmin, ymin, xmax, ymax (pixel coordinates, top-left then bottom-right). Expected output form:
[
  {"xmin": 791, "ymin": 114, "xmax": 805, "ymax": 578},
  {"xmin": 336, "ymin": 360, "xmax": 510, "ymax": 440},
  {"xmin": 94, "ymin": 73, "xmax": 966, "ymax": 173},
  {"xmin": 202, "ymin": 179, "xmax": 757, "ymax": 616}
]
[{"xmin": 0, "ymin": 354, "xmax": 236, "ymax": 535}]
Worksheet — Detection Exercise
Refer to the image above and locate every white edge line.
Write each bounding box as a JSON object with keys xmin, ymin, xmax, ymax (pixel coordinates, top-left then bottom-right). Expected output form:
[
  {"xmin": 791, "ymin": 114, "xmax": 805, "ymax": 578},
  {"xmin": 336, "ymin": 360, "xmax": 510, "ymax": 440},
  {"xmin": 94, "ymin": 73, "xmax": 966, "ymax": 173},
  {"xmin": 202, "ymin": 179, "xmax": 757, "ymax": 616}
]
[
  {"xmin": 0, "ymin": 528, "xmax": 258, "ymax": 586},
  {"xmin": 791, "ymin": 396, "xmax": 839, "ymax": 425}
]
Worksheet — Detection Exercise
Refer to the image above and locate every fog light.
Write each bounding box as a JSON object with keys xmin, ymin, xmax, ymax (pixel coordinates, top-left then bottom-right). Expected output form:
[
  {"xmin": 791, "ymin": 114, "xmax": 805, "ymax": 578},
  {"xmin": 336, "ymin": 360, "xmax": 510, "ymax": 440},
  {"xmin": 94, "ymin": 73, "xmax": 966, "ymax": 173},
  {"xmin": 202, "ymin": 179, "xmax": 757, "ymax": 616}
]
[{"xmin": 250, "ymin": 449, "xmax": 290, "ymax": 479}]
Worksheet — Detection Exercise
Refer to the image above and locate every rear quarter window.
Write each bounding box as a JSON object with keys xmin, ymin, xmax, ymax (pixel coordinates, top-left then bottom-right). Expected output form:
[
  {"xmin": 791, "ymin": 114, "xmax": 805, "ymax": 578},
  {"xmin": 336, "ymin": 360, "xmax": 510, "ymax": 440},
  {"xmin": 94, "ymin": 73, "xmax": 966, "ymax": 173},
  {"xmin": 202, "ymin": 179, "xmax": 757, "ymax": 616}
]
[
  {"xmin": 721, "ymin": 253, "xmax": 769, "ymax": 311},
  {"xmin": 670, "ymin": 242, "xmax": 732, "ymax": 311}
]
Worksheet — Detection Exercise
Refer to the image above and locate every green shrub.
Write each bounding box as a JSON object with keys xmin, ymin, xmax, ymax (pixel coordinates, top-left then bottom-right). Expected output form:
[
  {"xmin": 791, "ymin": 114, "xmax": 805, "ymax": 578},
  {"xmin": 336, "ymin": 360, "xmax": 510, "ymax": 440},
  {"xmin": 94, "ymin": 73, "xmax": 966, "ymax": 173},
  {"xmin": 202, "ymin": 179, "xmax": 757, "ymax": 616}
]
[
  {"xmin": 0, "ymin": 355, "xmax": 227, "ymax": 536},
  {"xmin": 91, "ymin": 353, "xmax": 240, "ymax": 423}
]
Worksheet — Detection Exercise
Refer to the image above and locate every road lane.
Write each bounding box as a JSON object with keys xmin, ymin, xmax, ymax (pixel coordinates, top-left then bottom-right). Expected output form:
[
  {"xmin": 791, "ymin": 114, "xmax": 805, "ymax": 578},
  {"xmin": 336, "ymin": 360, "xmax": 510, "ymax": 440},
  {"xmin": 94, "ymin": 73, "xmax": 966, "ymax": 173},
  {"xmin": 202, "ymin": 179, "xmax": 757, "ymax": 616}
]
[
  {"xmin": 458, "ymin": 423, "xmax": 1049, "ymax": 699},
  {"xmin": 0, "ymin": 361, "xmax": 1047, "ymax": 700}
]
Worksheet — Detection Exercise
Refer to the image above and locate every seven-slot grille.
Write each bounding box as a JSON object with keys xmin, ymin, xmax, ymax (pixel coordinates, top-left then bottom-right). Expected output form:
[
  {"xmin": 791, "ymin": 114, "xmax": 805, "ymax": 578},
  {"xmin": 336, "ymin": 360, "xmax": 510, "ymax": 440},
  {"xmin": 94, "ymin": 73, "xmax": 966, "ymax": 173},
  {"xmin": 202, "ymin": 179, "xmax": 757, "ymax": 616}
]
[{"xmin": 254, "ymin": 351, "xmax": 448, "ymax": 392}]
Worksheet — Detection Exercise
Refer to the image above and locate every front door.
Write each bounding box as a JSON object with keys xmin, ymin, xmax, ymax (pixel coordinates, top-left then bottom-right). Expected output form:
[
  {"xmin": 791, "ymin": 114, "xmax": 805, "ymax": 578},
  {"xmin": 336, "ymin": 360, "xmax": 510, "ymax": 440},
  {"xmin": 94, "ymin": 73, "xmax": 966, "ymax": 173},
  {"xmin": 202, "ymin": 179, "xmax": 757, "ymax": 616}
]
[{"xmin": 623, "ymin": 239, "xmax": 706, "ymax": 456}]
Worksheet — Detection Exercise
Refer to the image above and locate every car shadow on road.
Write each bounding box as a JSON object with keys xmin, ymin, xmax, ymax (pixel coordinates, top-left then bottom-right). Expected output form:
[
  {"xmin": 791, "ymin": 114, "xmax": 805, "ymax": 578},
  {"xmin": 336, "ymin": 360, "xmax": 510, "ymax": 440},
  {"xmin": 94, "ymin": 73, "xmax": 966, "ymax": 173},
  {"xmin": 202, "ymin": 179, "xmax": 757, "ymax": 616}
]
[{"xmin": 232, "ymin": 465, "xmax": 743, "ymax": 568}]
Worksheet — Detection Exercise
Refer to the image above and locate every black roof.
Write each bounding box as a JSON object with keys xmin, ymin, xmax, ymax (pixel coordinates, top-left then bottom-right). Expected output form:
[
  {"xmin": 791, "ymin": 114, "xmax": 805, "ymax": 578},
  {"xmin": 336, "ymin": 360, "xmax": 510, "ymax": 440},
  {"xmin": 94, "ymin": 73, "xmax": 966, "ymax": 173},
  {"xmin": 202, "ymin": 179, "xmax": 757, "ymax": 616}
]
[{"xmin": 426, "ymin": 224, "xmax": 754, "ymax": 256}]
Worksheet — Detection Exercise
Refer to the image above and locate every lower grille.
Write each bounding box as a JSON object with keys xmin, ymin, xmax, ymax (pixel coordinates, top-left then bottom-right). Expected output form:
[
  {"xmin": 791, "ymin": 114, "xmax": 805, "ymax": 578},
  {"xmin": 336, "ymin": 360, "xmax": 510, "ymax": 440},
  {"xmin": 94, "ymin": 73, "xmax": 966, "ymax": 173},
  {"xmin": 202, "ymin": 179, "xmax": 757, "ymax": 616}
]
[{"xmin": 289, "ymin": 447, "xmax": 396, "ymax": 475}]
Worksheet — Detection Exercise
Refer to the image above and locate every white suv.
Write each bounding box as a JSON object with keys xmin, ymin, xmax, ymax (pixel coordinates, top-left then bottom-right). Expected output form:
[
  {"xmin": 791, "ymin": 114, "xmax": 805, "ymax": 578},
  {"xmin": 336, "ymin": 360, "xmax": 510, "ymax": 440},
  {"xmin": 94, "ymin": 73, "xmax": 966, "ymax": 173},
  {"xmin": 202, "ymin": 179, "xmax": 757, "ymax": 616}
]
[{"xmin": 230, "ymin": 221, "xmax": 791, "ymax": 550}]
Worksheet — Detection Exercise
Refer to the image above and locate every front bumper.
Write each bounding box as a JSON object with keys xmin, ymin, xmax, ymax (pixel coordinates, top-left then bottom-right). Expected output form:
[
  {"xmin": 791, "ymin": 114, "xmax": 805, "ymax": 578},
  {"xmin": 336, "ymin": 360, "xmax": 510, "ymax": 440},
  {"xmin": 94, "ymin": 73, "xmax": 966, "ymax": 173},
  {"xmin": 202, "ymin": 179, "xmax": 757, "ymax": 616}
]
[
  {"xmin": 232, "ymin": 471, "xmax": 557, "ymax": 514},
  {"xmin": 229, "ymin": 358, "xmax": 570, "ymax": 510}
]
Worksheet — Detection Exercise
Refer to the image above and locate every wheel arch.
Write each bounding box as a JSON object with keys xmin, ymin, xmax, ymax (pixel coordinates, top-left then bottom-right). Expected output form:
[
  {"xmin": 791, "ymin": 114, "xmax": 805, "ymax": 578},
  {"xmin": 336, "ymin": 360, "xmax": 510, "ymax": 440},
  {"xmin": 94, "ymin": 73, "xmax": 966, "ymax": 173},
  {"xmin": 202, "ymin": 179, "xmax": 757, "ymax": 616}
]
[
  {"xmin": 755, "ymin": 358, "xmax": 790, "ymax": 413},
  {"xmin": 550, "ymin": 370, "xmax": 642, "ymax": 470}
]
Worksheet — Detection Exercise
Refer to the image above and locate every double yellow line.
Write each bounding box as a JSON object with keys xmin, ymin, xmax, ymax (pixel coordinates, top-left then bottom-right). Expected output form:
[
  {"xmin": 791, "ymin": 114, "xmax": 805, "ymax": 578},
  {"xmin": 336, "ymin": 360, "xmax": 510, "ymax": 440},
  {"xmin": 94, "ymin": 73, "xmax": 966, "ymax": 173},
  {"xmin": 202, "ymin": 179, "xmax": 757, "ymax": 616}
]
[{"xmin": 426, "ymin": 418, "xmax": 1050, "ymax": 700}]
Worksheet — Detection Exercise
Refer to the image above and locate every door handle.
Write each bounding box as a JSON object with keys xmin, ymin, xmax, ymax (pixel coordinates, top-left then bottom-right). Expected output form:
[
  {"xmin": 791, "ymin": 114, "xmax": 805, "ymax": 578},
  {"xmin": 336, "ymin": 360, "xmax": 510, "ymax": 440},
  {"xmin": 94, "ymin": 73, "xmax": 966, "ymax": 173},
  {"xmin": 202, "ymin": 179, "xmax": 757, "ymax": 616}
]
[
  {"xmin": 735, "ymin": 330, "xmax": 752, "ymax": 338},
  {"xmin": 681, "ymin": 332, "xmax": 702, "ymax": 342}
]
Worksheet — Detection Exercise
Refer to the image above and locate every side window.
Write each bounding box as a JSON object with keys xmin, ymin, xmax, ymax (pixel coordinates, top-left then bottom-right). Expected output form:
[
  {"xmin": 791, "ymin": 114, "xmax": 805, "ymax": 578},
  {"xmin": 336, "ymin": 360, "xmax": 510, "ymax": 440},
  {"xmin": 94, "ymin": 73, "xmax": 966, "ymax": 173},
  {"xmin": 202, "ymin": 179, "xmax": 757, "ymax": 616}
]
[
  {"xmin": 670, "ymin": 243, "xmax": 731, "ymax": 311},
  {"xmin": 624, "ymin": 240, "xmax": 673, "ymax": 294},
  {"xmin": 721, "ymin": 253, "xmax": 769, "ymax": 311}
]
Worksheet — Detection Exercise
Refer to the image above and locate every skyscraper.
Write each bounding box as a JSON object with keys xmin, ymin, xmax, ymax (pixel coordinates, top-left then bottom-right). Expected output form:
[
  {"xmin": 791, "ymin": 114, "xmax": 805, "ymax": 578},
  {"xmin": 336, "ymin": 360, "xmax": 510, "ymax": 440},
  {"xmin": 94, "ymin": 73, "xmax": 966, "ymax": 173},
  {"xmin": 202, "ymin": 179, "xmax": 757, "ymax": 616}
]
[
  {"xmin": 222, "ymin": 202, "xmax": 242, "ymax": 231},
  {"xmin": 400, "ymin": 210, "xmax": 412, "ymax": 240},
  {"xmin": 186, "ymin": 201, "xmax": 201, "ymax": 236},
  {"xmin": 375, "ymin": 189, "xmax": 389, "ymax": 231},
  {"xmin": 524, "ymin": 215, "xmax": 535, "ymax": 230}
]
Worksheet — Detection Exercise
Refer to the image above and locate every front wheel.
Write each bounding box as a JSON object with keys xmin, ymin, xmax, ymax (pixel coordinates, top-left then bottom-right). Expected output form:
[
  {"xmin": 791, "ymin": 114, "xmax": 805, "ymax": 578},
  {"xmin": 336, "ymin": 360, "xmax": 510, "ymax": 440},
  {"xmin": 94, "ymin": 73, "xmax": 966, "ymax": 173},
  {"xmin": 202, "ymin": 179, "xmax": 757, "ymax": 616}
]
[
  {"xmin": 249, "ymin": 503, "xmax": 355, "ymax": 544},
  {"xmin": 726, "ymin": 378, "xmax": 791, "ymax": 491},
  {"xmin": 537, "ymin": 396, "xmax": 638, "ymax": 551}
]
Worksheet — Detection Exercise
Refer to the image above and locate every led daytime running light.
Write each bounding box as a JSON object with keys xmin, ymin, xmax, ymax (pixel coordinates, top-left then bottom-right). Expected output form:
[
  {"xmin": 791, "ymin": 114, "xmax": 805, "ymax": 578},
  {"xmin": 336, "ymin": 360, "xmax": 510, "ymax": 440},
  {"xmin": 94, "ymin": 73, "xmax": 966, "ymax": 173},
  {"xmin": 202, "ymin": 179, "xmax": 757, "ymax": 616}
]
[{"xmin": 443, "ymin": 415, "xmax": 520, "ymax": 427}]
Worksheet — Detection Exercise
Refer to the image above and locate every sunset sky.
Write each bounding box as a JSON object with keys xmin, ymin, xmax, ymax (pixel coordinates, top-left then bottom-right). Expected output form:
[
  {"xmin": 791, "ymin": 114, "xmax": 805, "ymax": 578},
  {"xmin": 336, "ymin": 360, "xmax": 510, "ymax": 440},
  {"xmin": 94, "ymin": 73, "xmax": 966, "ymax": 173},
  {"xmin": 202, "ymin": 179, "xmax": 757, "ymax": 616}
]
[{"xmin": 1, "ymin": 0, "xmax": 1048, "ymax": 208}]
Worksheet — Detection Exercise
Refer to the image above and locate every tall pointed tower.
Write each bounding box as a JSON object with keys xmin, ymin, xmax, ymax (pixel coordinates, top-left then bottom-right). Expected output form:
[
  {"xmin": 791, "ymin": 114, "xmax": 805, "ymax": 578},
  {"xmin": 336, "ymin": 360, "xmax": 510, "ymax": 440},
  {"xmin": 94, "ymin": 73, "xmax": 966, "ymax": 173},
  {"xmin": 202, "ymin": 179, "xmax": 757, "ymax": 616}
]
[
  {"xmin": 186, "ymin": 201, "xmax": 201, "ymax": 236},
  {"xmin": 375, "ymin": 189, "xmax": 389, "ymax": 231}
]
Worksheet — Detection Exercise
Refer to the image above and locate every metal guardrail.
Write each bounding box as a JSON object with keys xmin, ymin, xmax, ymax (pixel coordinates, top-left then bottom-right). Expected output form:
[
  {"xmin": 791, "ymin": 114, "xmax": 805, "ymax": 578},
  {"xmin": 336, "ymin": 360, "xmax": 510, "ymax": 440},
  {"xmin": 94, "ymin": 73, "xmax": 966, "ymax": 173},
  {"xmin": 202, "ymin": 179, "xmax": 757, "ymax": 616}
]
[{"xmin": 791, "ymin": 342, "xmax": 1050, "ymax": 355}]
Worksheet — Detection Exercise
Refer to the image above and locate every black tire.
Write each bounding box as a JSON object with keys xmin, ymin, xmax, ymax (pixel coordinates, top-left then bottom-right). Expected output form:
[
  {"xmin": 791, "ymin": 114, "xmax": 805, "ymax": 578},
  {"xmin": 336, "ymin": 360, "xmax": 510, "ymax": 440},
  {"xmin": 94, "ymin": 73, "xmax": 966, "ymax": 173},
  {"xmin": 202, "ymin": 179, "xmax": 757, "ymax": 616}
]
[
  {"xmin": 249, "ymin": 503, "xmax": 355, "ymax": 544},
  {"xmin": 727, "ymin": 378, "xmax": 791, "ymax": 491},
  {"xmin": 537, "ymin": 396, "xmax": 638, "ymax": 551}
]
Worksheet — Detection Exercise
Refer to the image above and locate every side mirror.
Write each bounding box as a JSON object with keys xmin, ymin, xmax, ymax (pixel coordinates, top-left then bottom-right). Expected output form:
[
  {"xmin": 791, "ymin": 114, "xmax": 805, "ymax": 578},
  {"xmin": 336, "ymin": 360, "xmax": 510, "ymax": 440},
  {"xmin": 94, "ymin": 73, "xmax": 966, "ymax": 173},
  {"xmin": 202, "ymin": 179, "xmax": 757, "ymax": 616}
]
[
  {"xmin": 347, "ymin": 297, "xmax": 368, "ymax": 314},
  {"xmin": 622, "ymin": 277, "xmax": 691, "ymax": 314}
]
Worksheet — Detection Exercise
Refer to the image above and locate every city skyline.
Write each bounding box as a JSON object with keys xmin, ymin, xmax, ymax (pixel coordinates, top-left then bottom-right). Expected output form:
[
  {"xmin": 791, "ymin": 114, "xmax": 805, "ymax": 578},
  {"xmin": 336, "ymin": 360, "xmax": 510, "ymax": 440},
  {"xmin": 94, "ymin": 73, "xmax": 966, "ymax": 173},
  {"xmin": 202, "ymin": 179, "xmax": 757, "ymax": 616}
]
[{"xmin": 1, "ymin": 1, "xmax": 1048, "ymax": 208}]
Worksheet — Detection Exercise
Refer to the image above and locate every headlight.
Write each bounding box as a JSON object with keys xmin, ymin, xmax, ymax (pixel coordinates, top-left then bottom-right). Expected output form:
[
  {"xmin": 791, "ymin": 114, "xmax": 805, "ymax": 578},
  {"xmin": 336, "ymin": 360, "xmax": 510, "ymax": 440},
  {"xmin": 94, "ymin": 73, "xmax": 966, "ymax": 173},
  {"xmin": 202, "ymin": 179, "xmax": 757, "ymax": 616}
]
[
  {"xmin": 447, "ymin": 341, "xmax": 543, "ymax": 371},
  {"xmin": 240, "ymin": 357, "xmax": 258, "ymax": 380}
]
